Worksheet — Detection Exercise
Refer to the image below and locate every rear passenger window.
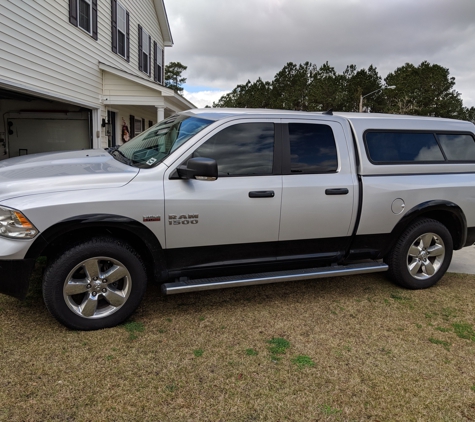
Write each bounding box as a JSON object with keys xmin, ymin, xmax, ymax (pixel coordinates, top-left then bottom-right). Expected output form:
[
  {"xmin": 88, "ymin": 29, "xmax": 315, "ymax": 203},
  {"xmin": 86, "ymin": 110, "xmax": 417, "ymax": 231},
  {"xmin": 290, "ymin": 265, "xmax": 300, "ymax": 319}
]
[
  {"xmin": 437, "ymin": 134, "xmax": 475, "ymax": 161},
  {"xmin": 365, "ymin": 132, "xmax": 445, "ymax": 163},
  {"xmin": 288, "ymin": 123, "xmax": 338, "ymax": 173}
]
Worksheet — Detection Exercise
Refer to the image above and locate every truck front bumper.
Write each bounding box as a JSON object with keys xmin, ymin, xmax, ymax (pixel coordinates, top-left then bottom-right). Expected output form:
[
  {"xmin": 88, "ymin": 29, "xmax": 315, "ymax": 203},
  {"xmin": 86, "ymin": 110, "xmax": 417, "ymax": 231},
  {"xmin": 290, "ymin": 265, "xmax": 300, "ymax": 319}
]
[{"xmin": 0, "ymin": 259, "xmax": 36, "ymax": 299}]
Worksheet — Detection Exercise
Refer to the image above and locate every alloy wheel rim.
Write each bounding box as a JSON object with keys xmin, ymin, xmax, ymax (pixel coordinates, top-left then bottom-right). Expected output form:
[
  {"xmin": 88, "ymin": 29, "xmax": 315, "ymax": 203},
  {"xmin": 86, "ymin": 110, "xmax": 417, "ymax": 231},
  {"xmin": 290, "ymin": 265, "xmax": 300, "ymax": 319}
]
[
  {"xmin": 63, "ymin": 256, "xmax": 132, "ymax": 319},
  {"xmin": 406, "ymin": 232, "xmax": 445, "ymax": 280}
]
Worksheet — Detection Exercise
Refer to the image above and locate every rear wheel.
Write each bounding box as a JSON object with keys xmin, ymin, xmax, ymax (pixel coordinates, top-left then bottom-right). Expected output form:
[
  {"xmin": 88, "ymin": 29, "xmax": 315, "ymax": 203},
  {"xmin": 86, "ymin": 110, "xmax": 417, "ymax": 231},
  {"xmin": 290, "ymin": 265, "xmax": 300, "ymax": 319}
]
[
  {"xmin": 386, "ymin": 218, "xmax": 453, "ymax": 289},
  {"xmin": 43, "ymin": 237, "xmax": 147, "ymax": 330}
]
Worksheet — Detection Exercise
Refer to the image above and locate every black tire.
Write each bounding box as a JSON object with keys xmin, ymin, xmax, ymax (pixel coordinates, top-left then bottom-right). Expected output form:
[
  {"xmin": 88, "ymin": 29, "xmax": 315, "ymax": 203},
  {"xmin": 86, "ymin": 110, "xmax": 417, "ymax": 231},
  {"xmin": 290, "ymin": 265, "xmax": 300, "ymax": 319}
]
[
  {"xmin": 386, "ymin": 218, "xmax": 453, "ymax": 289},
  {"xmin": 43, "ymin": 237, "xmax": 147, "ymax": 330}
]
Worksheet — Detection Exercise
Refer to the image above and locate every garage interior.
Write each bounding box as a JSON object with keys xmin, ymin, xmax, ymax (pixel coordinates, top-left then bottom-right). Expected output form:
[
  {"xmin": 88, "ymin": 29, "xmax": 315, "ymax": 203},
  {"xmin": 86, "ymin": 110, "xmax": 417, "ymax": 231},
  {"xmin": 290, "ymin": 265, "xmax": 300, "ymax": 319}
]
[{"xmin": 0, "ymin": 87, "xmax": 92, "ymax": 160}]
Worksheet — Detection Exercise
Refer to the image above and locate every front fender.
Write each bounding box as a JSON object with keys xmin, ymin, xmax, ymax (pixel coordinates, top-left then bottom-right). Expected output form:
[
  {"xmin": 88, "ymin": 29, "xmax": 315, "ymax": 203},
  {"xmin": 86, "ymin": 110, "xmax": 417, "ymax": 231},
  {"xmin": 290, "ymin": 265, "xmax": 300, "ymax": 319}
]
[{"xmin": 25, "ymin": 214, "xmax": 165, "ymax": 280}]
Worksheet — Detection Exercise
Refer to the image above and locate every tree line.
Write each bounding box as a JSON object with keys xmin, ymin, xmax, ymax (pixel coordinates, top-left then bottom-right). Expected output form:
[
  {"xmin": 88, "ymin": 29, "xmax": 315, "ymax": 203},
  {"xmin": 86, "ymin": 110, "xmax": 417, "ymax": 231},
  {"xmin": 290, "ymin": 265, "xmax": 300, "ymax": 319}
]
[{"xmin": 212, "ymin": 61, "xmax": 475, "ymax": 122}]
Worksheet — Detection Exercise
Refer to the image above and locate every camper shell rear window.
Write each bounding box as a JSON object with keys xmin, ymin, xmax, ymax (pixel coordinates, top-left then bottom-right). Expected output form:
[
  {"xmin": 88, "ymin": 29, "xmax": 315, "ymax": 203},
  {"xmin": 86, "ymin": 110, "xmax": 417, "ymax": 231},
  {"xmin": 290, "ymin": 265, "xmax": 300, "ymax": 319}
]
[{"xmin": 364, "ymin": 131, "xmax": 475, "ymax": 164}]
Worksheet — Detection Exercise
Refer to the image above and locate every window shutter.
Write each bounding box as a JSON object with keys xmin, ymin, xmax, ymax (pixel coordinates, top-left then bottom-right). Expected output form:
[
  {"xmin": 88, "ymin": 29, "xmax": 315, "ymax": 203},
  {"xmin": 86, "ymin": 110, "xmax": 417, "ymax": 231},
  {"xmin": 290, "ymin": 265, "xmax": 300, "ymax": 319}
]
[
  {"xmin": 153, "ymin": 41, "xmax": 158, "ymax": 82},
  {"xmin": 125, "ymin": 11, "xmax": 130, "ymax": 62},
  {"xmin": 138, "ymin": 25, "xmax": 143, "ymax": 71},
  {"xmin": 111, "ymin": 0, "xmax": 117, "ymax": 53},
  {"xmin": 142, "ymin": 118, "xmax": 145, "ymax": 131},
  {"xmin": 148, "ymin": 120, "xmax": 153, "ymax": 128},
  {"xmin": 130, "ymin": 115, "xmax": 135, "ymax": 138},
  {"xmin": 92, "ymin": 0, "xmax": 98, "ymax": 40},
  {"xmin": 69, "ymin": 0, "xmax": 78, "ymax": 27},
  {"xmin": 148, "ymin": 35, "xmax": 151, "ymax": 76}
]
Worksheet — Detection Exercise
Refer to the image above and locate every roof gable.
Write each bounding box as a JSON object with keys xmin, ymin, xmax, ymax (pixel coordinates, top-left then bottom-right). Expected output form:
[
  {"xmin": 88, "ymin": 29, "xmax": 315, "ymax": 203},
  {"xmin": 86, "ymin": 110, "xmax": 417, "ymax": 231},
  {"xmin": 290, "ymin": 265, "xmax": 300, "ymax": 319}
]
[{"xmin": 153, "ymin": 0, "xmax": 173, "ymax": 46}]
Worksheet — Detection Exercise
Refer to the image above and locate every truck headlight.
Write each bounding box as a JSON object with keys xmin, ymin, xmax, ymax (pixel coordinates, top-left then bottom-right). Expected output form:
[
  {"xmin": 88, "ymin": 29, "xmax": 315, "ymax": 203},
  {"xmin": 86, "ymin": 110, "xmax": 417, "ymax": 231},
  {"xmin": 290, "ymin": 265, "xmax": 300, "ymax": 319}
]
[{"xmin": 0, "ymin": 206, "xmax": 38, "ymax": 239}]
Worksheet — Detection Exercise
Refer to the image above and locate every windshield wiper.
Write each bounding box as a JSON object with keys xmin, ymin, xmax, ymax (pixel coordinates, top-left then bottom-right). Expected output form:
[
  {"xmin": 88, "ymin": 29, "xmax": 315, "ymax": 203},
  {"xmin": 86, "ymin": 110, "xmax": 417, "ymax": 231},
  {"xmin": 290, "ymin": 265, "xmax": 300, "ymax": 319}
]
[
  {"xmin": 106, "ymin": 145, "xmax": 119, "ymax": 154},
  {"xmin": 107, "ymin": 146, "xmax": 134, "ymax": 166}
]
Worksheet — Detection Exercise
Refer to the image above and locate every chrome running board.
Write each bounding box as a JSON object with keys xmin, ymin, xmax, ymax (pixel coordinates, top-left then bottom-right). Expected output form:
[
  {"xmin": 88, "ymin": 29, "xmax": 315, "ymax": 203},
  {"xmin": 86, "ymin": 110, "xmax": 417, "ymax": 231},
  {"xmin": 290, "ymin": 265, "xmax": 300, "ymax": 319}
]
[{"xmin": 161, "ymin": 261, "xmax": 388, "ymax": 295}]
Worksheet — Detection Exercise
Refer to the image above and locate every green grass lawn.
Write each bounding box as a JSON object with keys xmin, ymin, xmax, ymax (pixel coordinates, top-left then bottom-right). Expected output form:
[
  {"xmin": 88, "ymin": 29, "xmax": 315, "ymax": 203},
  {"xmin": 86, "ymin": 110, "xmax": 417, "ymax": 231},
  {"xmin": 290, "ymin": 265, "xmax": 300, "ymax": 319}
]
[{"xmin": 1, "ymin": 271, "xmax": 475, "ymax": 421}]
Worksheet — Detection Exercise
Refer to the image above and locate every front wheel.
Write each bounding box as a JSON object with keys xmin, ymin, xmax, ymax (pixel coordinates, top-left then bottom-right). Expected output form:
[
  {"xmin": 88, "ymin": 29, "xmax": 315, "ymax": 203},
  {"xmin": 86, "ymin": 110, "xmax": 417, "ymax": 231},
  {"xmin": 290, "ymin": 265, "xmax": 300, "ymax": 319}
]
[
  {"xmin": 43, "ymin": 237, "xmax": 147, "ymax": 330},
  {"xmin": 386, "ymin": 218, "xmax": 453, "ymax": 289}
]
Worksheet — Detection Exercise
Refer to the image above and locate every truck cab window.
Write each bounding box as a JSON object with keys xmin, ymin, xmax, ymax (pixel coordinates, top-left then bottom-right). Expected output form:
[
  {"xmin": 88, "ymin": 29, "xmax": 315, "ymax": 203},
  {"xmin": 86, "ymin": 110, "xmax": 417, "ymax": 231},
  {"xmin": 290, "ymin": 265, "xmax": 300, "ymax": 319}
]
[
  {"xmin": 193, "ymin": 122, "xmax": 274, "ymax": 176},
  {"xmin": 288, "ymin": 123, "xmax": 338, "ymax": 173}
]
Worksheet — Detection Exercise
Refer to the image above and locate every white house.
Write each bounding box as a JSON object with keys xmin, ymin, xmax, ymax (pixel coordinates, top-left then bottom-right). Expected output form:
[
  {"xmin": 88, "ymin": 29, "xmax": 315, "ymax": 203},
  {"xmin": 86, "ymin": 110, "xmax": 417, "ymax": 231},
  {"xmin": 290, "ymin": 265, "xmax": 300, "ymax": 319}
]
[{"xmin": 0, "ymin": 0, "xmax": 194, "ymax": 160}]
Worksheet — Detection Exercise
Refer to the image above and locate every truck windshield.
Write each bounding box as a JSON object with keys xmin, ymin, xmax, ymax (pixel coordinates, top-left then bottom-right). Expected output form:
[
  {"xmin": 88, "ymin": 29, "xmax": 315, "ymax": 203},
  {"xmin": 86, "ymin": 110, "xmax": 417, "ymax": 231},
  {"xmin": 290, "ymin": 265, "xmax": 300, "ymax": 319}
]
[{"xmin": 111, "ymin": 115, "xmax": 213, "ymax": 168}]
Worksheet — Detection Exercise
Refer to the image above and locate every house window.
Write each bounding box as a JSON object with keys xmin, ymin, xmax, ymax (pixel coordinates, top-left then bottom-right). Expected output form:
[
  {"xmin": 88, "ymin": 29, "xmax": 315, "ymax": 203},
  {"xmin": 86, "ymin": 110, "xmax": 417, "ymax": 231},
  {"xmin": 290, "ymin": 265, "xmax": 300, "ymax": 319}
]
[
  {"xmin": 111, "ymin": 0, "xmax": 130, "ymax": 61},
  {"xmin": 69, "ymin": 0, "xmax": 98, "ymax": 40},
  {"xmin": 117, "ymin": 3, "xmax": 127, "ymax": 57},
  {"xmin": 134, "ymin": 119, "xmax": 143, "ymax": 136},
  {"xmin": 130, "ymin": 115, "xmax": 145, "ymax": 138},
  {"xmin": 141, "ymin": 29, "xmax": 150, "ymax": 74},
  {"xmin": 154, "ymin": 42, "xmax": 163, "ymax": 84},
  {"xmin": 78, "ymin": 0, "xmax": 91, "ymax": 33},
  {"xmin": 138, "ymin": 25, "xmax": 151, "ymax": 75}
]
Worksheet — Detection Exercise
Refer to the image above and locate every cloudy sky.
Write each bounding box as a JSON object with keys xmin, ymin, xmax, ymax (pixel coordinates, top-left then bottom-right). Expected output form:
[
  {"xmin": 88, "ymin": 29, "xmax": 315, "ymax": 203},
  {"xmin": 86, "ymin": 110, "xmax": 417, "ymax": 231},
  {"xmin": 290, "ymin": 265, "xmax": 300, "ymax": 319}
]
[{"xmin": 165, "ymin": 0, "xmax": 475, "ymax": 109}]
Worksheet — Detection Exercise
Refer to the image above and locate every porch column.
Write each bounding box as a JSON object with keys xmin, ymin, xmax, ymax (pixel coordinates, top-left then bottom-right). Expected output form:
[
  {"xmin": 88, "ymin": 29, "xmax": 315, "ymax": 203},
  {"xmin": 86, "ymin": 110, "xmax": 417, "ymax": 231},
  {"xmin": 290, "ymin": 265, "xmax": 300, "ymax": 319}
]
[{"xmin": 156, "ymin": 105, "xmax": 165, "ymax": 123}]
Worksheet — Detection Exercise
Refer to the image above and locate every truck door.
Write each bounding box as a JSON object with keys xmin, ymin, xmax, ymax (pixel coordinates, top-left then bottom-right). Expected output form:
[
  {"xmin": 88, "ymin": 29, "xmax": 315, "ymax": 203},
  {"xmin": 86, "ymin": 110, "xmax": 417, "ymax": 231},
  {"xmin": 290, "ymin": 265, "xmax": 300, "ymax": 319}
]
[
  {"xmin": 163, "ymin": 120, "xmax": 282, "ymax": 269},
  {"xmin": 278, "ymin": 120, "xmax": 357, "ymax": 261}
]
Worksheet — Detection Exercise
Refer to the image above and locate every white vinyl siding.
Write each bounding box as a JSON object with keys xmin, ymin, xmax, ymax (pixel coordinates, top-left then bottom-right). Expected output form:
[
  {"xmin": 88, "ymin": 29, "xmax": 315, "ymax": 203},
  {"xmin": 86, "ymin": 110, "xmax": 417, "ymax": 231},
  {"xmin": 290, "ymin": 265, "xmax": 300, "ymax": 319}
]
[
  {"xmin": 0, "ymin": 0, "xmax": 166, "ymax": 107},
  {"xmin": 0, "ymin": 1, "xmax": 101, "ymax": 107},
  {"xmin": 120, "ymin": 106, "xmax": 157, "ymax": 127},
  {"xmin": 102, "ymin": 72, "xmax": 165, "ymax": 101}
]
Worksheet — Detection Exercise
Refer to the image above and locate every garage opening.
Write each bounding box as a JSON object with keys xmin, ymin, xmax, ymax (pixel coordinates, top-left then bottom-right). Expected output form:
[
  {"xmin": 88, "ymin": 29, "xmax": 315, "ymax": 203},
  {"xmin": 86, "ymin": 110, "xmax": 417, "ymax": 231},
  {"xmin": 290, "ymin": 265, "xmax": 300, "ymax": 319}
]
[{"xmin": 6, "ymin": 111, "xmax": 91, "ymax": 158}]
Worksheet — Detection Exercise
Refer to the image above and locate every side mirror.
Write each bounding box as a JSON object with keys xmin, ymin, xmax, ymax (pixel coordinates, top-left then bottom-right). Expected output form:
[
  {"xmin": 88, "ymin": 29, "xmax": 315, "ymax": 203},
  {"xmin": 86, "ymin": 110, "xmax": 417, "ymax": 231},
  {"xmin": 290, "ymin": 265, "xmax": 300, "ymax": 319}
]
[{"xmin": 177, "ymin": 157, "xmax": 218, "ymax": 181}]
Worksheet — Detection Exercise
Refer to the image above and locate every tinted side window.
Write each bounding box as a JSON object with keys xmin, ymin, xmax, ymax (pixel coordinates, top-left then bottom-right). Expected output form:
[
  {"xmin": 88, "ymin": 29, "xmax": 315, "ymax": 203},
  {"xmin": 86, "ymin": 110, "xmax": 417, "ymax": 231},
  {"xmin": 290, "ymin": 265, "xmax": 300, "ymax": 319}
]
[
  {"xmin": 288, "ymin": 123, "xmax": 338, "ymax": 173},
  {"xmin": 193, "ymin": 122, "xmax": 274, "ymax": 176},
  {"xmin": 437, "ymin": 134, "xmax": 475, "ymax": 161},
  {"xmin": 365, "ymin": 132, "xmax": 444, "ymax": 163}
]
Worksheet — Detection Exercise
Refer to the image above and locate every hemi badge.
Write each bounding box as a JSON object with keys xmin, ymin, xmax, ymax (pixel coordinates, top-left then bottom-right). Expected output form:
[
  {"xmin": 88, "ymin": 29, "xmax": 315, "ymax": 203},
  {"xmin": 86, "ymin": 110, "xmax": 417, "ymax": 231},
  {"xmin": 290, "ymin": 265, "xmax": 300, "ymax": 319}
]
[{"xmin": 143, "ymin": 215, "xmax": 161, "ymax": 222}]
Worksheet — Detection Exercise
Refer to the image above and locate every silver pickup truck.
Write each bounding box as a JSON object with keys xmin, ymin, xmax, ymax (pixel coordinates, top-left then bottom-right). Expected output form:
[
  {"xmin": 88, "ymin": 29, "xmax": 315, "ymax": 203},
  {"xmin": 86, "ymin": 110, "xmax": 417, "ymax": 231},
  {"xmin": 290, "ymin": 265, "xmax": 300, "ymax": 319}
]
[{"xmin": 1, "ymin": 109, "xmax": 475, "ymax": 330}]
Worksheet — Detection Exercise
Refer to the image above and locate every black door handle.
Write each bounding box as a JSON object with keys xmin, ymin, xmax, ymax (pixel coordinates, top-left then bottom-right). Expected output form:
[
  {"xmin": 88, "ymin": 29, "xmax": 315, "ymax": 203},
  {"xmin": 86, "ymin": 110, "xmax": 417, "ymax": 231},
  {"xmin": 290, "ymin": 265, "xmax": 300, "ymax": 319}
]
[
  {"xmin": 249, "ymin": 191, "xmax": 275, "ymax": 198},
  {"xmin": 325, "ymin": 188, "xmax": 349, "ymax": 195}
]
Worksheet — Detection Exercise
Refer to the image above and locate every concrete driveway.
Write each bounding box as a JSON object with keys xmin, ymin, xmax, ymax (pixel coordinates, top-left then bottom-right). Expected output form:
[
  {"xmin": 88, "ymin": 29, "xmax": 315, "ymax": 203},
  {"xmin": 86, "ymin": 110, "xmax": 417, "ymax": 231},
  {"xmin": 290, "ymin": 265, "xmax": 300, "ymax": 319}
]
[{"xmin": 449, "ymin": 245, "xmax": 475, "ymax": 275}]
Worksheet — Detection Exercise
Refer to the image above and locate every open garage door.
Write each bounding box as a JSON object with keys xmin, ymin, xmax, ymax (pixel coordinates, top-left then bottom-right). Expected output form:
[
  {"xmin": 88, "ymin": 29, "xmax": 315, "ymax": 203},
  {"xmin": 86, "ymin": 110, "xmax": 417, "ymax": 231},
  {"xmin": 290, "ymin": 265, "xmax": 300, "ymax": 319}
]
[{"xmin": 6, "ymin": 111, "xmax": 91, "ymax": 158}]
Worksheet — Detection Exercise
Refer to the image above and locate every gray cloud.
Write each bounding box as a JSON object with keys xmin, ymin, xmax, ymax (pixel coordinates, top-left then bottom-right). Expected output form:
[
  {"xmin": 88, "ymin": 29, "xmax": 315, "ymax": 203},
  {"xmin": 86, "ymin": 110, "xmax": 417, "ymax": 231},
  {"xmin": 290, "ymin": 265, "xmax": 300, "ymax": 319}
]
[{"xmin": 165, "ymin": 0, "xmax": 475, "ymax": 107}]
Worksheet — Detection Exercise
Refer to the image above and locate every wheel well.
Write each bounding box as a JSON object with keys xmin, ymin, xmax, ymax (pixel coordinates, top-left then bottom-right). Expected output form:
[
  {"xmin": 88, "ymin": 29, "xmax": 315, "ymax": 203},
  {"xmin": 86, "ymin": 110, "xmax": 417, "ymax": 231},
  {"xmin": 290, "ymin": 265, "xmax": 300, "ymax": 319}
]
[
  {"xmin": 414, "ymin": 211, "xmax": 463, "ymax": 249},
  {"xmin": 389, "ymin": 208, "xmax": 465, "ymax": 255},
  {"xmin": 38, "ymin": 226, "xmax": 165, "ymax": 282}
]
